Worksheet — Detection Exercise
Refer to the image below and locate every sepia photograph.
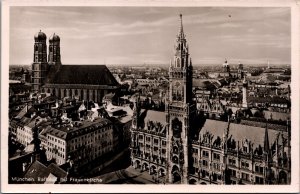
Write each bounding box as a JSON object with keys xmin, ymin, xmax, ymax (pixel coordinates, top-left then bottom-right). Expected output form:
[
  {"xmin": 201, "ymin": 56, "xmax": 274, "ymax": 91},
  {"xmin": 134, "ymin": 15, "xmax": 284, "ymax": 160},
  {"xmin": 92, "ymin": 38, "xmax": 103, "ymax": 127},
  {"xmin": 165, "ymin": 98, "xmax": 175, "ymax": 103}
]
[{"xmin": 1, "ymin": 0, "xmax": 299, "ymax": 193}]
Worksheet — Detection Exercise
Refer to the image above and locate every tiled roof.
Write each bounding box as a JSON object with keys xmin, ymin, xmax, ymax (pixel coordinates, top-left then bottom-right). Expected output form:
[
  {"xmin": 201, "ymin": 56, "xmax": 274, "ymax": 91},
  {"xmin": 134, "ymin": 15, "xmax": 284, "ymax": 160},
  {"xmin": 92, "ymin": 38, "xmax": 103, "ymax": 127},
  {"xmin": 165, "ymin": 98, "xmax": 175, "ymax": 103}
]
[
  {"xmin": 248, "ymin": 96, "xmax": 289, "ymax": 104},
  {"xmin": 45, "ymin": 65, "xmax": 119, "ymax": 86},
  {"xmin": 24, "ymin": 160, "xmax": 49, "ymax": 183},
  {"xmin": 27, "ymin": 116, "xmax": 45, "ymax": 128},
  {"xmin": 143, "ymin": 109, "xmax": 166, "ymax": 125},
  {"xmin": 14, "ymin": 105, "xmax": 31, "ymax": 119},
  {"xmin": 200, "ymin": 119, "xmax": 280, "ymax": 149},
  {"xmin": 48, "ymin": 117, "xmax": 112, "ymax": 140},
  {"xmin": 47, "ymin": 163, "xmax": 67, "ymax": 178},
  {"xmin": 47, "ymin": 127, "xmax": 68, "ymax": 139},
  {"xmin": 24, "ymin": 160, "xmax": 67, "ymax": 183}
]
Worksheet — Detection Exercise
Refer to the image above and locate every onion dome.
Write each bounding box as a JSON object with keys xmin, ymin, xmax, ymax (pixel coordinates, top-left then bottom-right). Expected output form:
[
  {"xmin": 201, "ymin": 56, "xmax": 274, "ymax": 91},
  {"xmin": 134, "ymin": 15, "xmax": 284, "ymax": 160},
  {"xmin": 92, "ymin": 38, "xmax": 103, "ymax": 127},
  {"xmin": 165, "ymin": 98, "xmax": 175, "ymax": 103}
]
[
  {"xmin": 34, "ymin": 30, "xmax": 47, "ymax": 41},
  {"xmin": 49, "ymin": 33, "xmax": 60, "ymax": 42}
]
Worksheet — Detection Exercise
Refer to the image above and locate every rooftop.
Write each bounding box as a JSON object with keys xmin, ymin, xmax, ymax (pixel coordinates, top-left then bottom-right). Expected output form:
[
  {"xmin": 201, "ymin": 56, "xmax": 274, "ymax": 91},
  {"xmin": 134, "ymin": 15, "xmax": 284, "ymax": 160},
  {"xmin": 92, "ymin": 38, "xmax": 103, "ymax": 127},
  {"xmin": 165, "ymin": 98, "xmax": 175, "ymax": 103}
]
[
  {"xmin": 45, "ymin": 65, "xmax": 119, "ymax": 86},
  {"xmin": 199, "ymin": 119, "xmax": 284, "ymax": 149},
  {"xmin": 48, "ymin": 117, "xmax": 112, "ymax": 140}
]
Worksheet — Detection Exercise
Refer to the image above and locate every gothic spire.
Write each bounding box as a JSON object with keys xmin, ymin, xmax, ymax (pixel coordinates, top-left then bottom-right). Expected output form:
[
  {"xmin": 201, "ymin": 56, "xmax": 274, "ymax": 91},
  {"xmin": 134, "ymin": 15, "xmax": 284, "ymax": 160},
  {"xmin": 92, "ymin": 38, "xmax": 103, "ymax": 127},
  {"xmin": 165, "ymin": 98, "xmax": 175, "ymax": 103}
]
[
  {"xmin": 264, "ymin": 122, "xmax": 270, "ymax": 154},
  {"xmin": 178, "ymin": 14, "xmax": 185, "ymax": 39}
]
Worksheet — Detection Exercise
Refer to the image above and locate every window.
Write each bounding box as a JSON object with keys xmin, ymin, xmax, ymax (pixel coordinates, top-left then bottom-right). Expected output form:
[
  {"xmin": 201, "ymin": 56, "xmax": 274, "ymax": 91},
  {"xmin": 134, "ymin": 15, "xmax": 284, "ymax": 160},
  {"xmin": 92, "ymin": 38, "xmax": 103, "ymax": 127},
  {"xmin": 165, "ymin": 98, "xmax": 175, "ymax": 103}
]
[
  {"xmin": 139, "ymin": 143, "xmax": 144, "ymax": 148},
  {"xmin": 255, "ymin": 176, "xmax": 264, "ymax": 184},
  {"xmin": 146, "ymin": 136, "xmax": 150, "ymax": 142},
  {"xmin": 193, "ymin": 157, "xmax": 197, "ymax": 164},
  {"xmin": 241, "ymin": 161, "xmax": 249, "ymax": 169},
  {"xmin": 213, "ymin": 163, "xmax": 220, "ymax": 170},
  {"xmin": 193, "ymin": 148, "xmax": 198, "ymax": 154},
  {"xmin": 153, "ymin": 138, "xmax": 159, "ymax": 145},
  {"xmin": 202, "ymin": 160, "xmax": 208, "ymax": 166},
  {"xmin": 229, "ymin": 158, "xmax": 236, "ymax": 165},
  {"xmin": 229, "ymin": 169, "xmax": 236, "ymax": 177},
  {"xmin": 213, "ymin": 153, "xmax": 220, "ymax": 160},
  {"xmin": 172, "ymin": 156, "xmax": 179, "ymax": 164},
  {"xmin": 255, "ymin": 165, "xmax": 264, "ymax": 174},
  {"xmin": 202, "ymin": 150, "xmax": 209, "ymax": 158},
  {"xmin": 241, "ymin": 173, "xmax": 250, "ymax": 181},
  {"xmin": 146, "ymin": 144, "xmax": 150, "ymax": 150},
  {"xmin": 162, "ymin": 140, "xmax": 166, "ymax": 146},
  {"xmin": 139, "ymin": 135, "xmax": 143, "ymax": 140}
]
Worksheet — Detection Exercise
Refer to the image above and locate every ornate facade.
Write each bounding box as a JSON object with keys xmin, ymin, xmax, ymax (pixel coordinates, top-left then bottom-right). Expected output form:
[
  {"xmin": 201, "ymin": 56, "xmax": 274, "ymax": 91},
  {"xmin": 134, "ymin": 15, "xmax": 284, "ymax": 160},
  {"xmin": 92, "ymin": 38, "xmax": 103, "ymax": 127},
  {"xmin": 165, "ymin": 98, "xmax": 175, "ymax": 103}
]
[{"xmin": 129, "ymin": 14, "xmax": 291, "ymax": 185}]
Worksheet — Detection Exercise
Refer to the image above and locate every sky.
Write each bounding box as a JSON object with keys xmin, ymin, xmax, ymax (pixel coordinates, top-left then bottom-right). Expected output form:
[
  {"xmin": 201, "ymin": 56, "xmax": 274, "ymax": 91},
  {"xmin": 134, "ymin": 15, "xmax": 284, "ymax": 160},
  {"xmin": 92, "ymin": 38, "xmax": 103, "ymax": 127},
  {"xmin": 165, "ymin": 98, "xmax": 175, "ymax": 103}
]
[{"xmin": 10, "ymin": 6, "xmax": 291, "ymax": 65}]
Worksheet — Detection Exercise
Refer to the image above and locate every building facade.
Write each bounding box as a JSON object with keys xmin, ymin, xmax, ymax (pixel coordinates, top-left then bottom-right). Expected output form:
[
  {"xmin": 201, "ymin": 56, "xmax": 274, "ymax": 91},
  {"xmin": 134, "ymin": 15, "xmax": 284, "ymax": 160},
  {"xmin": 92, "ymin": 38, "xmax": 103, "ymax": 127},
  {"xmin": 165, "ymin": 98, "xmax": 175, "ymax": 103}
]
[
  {"xmin": 129, "ymin": 14, "xmax": 291, "ymax": 185},
  {"xmin": 45, "ymin": 117, "xmax": 114, "ymax": 168}
]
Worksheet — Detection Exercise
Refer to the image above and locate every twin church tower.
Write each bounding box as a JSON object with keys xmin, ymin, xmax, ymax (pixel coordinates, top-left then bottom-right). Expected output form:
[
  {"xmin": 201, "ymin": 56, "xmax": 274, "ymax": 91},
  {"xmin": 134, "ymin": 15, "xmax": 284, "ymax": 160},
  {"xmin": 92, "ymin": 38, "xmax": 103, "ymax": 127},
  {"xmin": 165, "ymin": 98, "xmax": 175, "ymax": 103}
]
[
  {"xmin": 31, "ymin": 30, "xmax": 118, "ymax": 102},
  {"xmin": 31, "ymin": 31, "xmax": 61, "ymax": 92}
]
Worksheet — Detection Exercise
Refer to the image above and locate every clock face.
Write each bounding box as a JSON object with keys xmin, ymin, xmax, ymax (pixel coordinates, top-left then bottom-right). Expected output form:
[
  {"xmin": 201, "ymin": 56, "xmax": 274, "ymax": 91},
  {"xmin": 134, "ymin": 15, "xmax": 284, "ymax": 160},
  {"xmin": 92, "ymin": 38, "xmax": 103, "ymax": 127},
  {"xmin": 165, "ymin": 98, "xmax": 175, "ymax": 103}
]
[{"xmin": 174, "ymin": 81, "xmax": 181, "ymax": 88}]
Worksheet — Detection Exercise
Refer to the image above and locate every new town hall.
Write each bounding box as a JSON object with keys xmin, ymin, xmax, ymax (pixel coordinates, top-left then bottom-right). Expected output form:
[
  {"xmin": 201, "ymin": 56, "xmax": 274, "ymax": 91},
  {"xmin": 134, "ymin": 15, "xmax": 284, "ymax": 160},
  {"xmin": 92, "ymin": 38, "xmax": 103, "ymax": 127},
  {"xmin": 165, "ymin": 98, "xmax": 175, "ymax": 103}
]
[{"xmin": 129, "ymin": 15, "xmax": 291, "ymax": 184}]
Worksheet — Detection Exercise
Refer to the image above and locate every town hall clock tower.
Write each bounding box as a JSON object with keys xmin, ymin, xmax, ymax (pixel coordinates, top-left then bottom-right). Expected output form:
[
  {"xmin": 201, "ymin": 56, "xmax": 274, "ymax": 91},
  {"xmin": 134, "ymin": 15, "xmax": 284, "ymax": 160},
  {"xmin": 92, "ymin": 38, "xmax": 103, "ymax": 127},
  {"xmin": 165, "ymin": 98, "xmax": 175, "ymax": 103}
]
[{"xmin": 166, "ymin": 14, "xmax": 197, "ymax": 184}]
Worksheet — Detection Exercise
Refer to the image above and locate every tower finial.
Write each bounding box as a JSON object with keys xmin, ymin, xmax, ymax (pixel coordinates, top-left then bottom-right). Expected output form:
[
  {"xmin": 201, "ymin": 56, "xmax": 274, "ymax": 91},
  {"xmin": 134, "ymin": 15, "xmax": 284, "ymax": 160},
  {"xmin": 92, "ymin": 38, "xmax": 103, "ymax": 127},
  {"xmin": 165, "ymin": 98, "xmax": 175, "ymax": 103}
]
[{"xmin": 179, "ymin": 14, "xmax": 184, "ymax": 37}]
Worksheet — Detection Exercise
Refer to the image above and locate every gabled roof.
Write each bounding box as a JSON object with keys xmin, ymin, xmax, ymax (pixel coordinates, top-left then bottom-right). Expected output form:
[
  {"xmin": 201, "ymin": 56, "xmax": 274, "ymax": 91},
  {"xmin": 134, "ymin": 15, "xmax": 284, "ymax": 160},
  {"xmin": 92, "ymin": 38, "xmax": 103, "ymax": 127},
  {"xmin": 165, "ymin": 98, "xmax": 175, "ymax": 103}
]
[
  {"xmin": 24, "ymin": 160, "xmax": 49, "ymax": 183},
  {"xmin": 45, "ymin": 65, "xmax": 119, "ymax": 86},
  {"xmin": 24, "ymin": 160, "xmax": 67, "ymax": 183}
]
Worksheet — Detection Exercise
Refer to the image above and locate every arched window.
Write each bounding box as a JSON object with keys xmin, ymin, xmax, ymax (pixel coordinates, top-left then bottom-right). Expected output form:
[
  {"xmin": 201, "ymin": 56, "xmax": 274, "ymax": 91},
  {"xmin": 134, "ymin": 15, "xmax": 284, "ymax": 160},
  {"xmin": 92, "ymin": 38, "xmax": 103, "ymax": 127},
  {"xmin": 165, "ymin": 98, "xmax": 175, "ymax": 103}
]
[
  {"xmin": 173, "ymin": 146, "xmax": 178, "ymax": 154},
  {"xmin": 172, "ymin": 156, "xmax": 179, "ymax": 164},
  {"xmin": 81, "ymin": 90, "xmax": 84, "ymax": 100},
  {"xmin": 172, "ymin": 118, "xmax": 182, "ymax": 138},
  {"xmin": 177, "ymin": 58, "xmax": 180, "ymax": 68}
]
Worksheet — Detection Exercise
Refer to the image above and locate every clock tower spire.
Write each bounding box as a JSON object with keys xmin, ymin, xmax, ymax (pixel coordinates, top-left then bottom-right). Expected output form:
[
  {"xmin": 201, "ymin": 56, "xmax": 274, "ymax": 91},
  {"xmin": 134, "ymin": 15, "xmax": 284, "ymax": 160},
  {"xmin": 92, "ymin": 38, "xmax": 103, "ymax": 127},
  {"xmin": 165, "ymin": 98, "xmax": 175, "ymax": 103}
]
[
  {"xmin": 166, "ymin": 14, "xmax": 196, "ymax": 184},
  {"xmin": 169, "ymin": 14, "xmax": 193, "ymax": 105}
]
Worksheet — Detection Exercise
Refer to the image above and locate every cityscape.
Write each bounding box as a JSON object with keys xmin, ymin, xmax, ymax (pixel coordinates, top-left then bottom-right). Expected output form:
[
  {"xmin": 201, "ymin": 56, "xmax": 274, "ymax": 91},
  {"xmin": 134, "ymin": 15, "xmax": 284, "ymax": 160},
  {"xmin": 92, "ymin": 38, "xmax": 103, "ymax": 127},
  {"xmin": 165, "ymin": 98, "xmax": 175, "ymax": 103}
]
[{"xmin": 8, "ymin": 7, "xmax": 291, "ymax": 185}]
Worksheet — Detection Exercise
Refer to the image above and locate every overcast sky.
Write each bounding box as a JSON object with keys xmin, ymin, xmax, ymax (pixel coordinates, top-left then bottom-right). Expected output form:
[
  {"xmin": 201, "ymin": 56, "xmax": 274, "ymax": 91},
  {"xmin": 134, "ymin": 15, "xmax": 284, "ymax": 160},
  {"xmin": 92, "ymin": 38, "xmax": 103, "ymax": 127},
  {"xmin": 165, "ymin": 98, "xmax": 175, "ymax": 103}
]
[{"xmin": 10, "ymin": 6, "xmax": 291, "ymax": 65}]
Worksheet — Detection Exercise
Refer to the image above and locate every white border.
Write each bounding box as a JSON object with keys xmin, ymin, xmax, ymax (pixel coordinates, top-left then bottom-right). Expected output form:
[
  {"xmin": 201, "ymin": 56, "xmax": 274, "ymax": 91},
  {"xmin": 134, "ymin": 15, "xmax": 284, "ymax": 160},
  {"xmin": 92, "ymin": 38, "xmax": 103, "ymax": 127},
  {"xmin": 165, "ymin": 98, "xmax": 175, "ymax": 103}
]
[{"xmin": 1, "ymin": 0, "xmax": 299, "ymax": 193}]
